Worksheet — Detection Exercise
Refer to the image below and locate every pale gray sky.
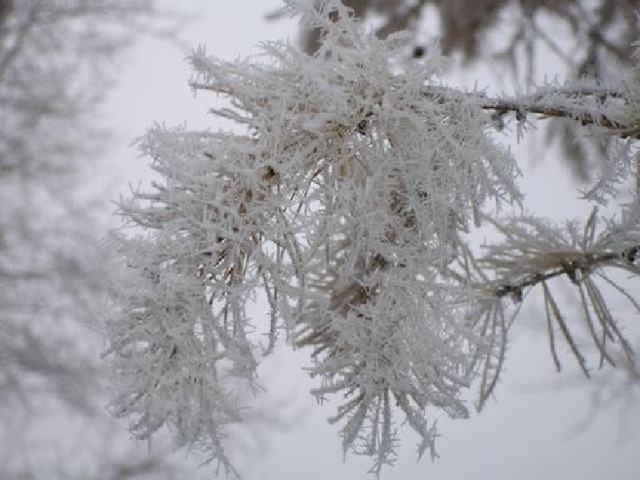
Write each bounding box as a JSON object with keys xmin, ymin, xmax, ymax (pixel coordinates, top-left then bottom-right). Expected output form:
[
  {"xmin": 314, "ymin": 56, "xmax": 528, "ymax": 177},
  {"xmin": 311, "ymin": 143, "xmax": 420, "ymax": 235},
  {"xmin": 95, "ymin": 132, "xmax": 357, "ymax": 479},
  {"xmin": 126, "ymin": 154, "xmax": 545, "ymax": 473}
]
[{"xmin": 106, "ymin": 2, "xmax": 640, "ymax": 479}]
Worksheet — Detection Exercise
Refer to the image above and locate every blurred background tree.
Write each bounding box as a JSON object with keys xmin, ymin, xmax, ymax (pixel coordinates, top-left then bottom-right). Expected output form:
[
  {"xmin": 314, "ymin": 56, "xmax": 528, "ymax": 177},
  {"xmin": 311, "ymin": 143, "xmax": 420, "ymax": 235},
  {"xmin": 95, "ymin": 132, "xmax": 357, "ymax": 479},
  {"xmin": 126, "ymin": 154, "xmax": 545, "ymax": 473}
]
[{"xmin": 0, "ymin": 1, "xmax": 204, "ymax": 477}]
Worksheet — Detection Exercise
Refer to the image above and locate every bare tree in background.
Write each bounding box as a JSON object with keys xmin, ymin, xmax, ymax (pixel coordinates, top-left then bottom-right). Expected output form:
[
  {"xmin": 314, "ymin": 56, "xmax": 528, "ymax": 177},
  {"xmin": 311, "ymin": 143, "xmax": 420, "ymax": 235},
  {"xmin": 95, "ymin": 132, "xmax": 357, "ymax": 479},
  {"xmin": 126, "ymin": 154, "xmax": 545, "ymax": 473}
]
[
  {"xmin": 287, "ymin": 0, "xmax": 639, "ymax": 179},
  {"xmin": 0, "ymin": 1, "xmax": 204, "ymax": 478}
]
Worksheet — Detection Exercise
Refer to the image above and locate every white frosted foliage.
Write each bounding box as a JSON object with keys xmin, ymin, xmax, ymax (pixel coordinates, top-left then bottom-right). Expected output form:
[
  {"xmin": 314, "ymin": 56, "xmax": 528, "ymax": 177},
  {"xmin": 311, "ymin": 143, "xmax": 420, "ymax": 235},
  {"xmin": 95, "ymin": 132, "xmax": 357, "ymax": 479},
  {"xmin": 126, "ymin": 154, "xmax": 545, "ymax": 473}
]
[{"xmin": 107, "ymin": 0, "xmax": 640, "ymax": 476}]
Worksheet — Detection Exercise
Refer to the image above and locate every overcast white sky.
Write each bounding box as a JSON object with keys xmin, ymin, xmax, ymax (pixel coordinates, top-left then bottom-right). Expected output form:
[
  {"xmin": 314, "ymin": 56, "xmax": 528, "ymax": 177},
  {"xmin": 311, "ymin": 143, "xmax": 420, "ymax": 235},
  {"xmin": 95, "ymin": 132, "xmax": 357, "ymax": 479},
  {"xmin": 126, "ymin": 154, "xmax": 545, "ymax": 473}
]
[{"xmin": 105, "ymin": 2, "xmax": 640, "ymax": 479}]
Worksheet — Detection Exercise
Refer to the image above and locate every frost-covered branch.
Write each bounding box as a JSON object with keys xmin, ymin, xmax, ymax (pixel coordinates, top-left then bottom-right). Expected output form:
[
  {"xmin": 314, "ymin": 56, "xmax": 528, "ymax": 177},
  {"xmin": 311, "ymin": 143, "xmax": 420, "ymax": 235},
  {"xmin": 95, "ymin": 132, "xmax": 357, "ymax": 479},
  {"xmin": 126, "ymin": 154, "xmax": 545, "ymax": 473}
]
[
  {"xmin": 473, "ymin": 207, "xmax": 639, "ymax": 376},
  {"xmin": 480, "ymin": 92, "xmax": 640, "ymax": 139},
  {"xmin": 108, "ymin": 0, "xmax": 640, "ymax": 476},
  {"xmin": 416, "ymin": 84, "xmax": 640, "ymax": 140}
]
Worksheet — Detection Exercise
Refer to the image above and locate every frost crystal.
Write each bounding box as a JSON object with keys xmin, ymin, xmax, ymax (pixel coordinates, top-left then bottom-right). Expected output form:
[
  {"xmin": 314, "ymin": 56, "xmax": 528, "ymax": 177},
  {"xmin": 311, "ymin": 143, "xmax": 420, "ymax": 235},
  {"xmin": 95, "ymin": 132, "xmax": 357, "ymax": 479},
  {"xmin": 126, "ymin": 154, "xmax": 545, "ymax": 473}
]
[{"xmin": 108, "ymin": 0, "xmax": 530, "ymax": 475}]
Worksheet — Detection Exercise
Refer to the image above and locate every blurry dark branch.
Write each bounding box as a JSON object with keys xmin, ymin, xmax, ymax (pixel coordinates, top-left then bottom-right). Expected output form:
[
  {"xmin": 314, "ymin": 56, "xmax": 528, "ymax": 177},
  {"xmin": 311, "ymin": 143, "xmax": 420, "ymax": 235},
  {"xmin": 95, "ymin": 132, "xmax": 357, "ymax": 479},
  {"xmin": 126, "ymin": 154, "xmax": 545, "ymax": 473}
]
[
  {"xmin": 374, "ymin": 0, "xmax": 427, "ymax": 40},
  {"xmin": 0, "ymin": 0, "xmax": 10, "ymax": 24},
  {"xmin": 0, "ymin": 3, "xmax": 34, "ymax": 74}
]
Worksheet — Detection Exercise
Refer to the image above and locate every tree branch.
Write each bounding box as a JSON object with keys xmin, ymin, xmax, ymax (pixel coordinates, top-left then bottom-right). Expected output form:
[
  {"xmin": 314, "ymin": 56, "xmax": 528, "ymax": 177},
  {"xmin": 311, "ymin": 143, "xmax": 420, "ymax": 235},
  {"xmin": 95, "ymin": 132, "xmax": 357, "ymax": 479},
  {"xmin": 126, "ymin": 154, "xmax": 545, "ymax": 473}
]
[
  {"xmin": 480, "ymin": 97, "xmax": 640, "ymax": 139},
  {"xmin": 491, "ymin": 247, "xmax": 638, "ymax": 301}
]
